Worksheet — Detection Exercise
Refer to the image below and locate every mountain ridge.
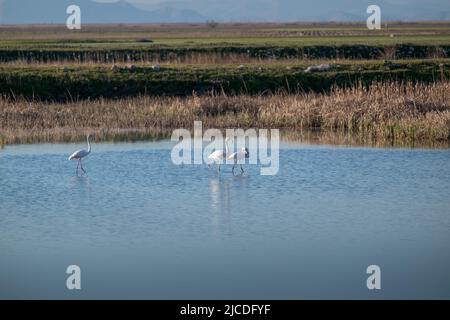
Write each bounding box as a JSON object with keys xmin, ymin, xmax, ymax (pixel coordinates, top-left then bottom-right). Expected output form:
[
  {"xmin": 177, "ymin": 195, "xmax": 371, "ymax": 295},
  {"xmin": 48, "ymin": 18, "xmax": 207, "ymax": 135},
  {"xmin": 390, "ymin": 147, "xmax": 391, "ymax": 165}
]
[{"xmin": 1, "ymin": 0, "xmax": 449, "ymax": 24}]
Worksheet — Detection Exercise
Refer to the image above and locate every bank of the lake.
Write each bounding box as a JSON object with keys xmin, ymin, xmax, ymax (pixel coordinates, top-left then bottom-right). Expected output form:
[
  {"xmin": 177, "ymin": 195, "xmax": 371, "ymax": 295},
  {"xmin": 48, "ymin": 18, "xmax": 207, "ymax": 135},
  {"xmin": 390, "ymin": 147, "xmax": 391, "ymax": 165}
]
[{"xmin": 0, "ymin": 81, "xmax": 449, "ymax": 147}]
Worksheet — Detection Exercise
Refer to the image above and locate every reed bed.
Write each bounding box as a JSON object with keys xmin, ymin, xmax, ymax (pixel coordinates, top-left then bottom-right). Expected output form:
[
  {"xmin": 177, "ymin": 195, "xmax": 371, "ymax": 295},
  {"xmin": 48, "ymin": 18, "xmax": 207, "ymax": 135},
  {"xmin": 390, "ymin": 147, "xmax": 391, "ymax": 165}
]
[
  {"xmin": 0, "ymin": 52, "xmax": 277, "ymax": 66},
  {"xmin": 1, "ymin": 82, "xmax": 449, "ymax": 147}
]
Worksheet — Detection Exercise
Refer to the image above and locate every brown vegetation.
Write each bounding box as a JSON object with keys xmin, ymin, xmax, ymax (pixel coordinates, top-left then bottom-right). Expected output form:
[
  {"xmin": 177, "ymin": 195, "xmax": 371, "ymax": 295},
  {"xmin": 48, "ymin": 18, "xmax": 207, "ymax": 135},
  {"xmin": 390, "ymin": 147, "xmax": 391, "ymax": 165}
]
[{"xmin": 1, "ymin": 81, "xmax": 449, "ymax": 147}]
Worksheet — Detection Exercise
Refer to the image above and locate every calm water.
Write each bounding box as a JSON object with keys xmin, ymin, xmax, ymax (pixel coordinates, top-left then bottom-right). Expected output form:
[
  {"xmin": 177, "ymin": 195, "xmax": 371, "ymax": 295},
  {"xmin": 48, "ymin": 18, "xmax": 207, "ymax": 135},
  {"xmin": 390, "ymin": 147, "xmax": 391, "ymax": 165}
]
[{"xmin": 0, "ymin": 141, "xmax": 449, "ymax": 299}]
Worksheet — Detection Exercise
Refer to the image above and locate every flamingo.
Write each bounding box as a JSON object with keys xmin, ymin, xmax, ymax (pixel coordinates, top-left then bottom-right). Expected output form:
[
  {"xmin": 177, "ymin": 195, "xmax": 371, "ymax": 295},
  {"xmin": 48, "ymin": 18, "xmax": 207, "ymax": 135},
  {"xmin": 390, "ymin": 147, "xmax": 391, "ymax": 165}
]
[
  {"xmin": 69, "ymin": 134, "xmax": 92, "ymax": 175},
  {"xmin": 227, "ymin": 147, "xmax": 249, "ymax": 175},
  {"xmin": 207, "ymin": 138, "xmax": 231, "ymax": 172}
]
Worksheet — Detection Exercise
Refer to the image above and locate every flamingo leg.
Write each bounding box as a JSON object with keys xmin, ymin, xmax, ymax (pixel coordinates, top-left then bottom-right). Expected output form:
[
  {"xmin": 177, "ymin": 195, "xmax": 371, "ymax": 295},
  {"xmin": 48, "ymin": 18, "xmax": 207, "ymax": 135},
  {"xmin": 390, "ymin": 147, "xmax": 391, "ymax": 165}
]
[
  {"xmin": 232, "ymin": 164, "xmax": 236, "ymax": 174},
  {"xmin": 76, "ymin": 160, "xmax": 80, "ymax": 175},
  {"xmin": 240, "ymin": 164, "xmax": 244, "ymax": 174},
  {"xmin": 218, "ymin": 164, "xmax": 221, "ymax": 173},
  {"xmin": 80, "ymin": 159, "xmax": 86, "ymax": 174}
]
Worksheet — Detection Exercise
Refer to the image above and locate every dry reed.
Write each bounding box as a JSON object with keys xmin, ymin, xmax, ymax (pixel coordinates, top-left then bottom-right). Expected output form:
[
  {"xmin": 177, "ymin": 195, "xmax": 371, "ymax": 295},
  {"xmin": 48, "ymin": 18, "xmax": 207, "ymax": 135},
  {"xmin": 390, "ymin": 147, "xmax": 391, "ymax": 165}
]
[{"xmin": 1, "ymin": 81, "xmax": 449, "ymax": 147}]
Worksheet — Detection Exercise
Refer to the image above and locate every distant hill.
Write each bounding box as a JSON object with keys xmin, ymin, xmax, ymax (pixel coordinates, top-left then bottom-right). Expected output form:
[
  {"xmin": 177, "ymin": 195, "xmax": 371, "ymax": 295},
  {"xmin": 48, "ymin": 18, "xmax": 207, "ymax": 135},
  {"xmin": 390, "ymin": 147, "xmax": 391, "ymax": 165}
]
[
  {"xmin": 0, "ymin": 0, "xmax": 206, "ymax": 24},
  {"xmin": 0, "ymin": 0, "xmax": 449, "ymax": 24},
  {"xmin": 138, "ymin": 0, "xmax": 450, "ymax": 22}
]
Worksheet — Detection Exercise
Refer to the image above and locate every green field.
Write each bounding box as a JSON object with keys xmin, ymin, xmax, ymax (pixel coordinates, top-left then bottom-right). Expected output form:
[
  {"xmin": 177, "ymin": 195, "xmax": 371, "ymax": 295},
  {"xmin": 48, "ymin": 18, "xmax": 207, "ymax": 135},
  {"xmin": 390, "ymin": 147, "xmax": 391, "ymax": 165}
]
[
  {"xmin": 1, "ymin": 23, "xmax": 449, "ymax": 68},
  {"xmin": 1, "ymin": 59, "xmax": 449, "ymax": 100},
  {"xmin": 1, "ymin": 22, "xmax": 449, "ymax": 46},
  {"xmin": 0, "ymin": 22, "xmax": 449, "ymax": 54},
  {"xmin": 1, "ymin": 22, "xmax": 449, "ymax": 98}
]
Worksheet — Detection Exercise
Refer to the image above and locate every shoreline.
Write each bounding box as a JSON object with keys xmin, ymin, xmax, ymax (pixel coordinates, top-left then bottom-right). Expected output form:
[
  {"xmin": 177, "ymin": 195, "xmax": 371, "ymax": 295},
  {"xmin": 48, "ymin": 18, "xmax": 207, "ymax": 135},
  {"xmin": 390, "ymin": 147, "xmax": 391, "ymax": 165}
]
[{"xmin": 2, "ymin": 131, "xmax": 449, "ymax": 150}]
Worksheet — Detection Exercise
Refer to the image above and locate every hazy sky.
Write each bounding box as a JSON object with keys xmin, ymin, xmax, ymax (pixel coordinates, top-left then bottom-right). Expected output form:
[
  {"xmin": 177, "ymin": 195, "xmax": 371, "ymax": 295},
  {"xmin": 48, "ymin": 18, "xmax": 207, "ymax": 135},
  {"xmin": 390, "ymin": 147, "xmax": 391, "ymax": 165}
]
[
  {"xmin": 1, "ymin": 0, "xmax": 449, "ymax": 23},
  {"xmin": 93, "ymin": 0, "xmax": 449, "ymax": 5},
  {"xmin": 129, "ymin": 0, "xmax": 450, "ymax": 20},
  {"xmin": 94, "ymin": 0, "xmax": 450, "ymax": 18}
]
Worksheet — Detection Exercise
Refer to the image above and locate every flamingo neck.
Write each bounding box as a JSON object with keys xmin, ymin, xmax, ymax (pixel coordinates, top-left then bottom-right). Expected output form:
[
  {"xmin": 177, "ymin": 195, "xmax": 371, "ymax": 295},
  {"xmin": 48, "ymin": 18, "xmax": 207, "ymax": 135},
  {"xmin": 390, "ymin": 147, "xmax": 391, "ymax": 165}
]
[
  {"xmin": 225, "ymin": 139, "xmax": 230, "ymax": 155},
  {"xmin": 87, "ymin": 136, "xmax": 91, "ymax": 153}
]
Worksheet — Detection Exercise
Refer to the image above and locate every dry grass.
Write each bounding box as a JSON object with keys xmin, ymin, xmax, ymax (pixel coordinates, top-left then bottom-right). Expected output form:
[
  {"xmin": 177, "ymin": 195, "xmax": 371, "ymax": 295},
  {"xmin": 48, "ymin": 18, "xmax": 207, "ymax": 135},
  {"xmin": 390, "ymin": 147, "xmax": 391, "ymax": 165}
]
[
  {"xmin": 1, "ymin": 81, "xmax": 449, "ymax": 147},
  {"xmin": 0, "ymin": 54, "xmax": 309, "ymax": 67}
]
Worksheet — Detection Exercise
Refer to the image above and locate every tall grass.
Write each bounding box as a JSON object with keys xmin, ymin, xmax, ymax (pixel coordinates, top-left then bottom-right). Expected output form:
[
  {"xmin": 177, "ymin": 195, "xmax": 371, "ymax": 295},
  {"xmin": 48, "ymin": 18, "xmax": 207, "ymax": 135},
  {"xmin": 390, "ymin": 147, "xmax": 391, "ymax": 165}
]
[{"xmin": 1, "ymin": 81, "xmax": 449, "ymax": 146}]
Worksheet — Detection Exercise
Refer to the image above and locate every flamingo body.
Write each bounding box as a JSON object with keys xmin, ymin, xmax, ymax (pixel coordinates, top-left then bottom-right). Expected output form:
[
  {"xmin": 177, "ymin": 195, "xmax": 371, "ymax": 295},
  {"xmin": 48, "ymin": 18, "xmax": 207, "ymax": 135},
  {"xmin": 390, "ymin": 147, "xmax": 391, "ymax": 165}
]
[
  {"xmin": 207, "ymin": 138, "xmax": 231, "ymax": 172},
  {"xmin": 69, "ymin": 134, "xmax": 92, "ymax": 175},
  {"xmin": 208, "ymin": 150, "xmax": 226, "ymax": 163},
  {"xmin": 68, "ymin": 149, "xmax": 90, "ymax": 160},
  {"xmin": 227, "ymin": 147, "xmax": 249, "ymax": 174}
]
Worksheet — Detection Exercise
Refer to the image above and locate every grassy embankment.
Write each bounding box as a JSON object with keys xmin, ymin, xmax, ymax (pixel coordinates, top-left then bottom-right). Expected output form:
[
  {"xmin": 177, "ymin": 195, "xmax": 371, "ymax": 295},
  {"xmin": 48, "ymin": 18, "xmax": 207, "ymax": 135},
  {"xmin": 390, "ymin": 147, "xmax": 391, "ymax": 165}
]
[{"xmin": 0, "ymin": 60, "xmax": 449, "ymax": 100}]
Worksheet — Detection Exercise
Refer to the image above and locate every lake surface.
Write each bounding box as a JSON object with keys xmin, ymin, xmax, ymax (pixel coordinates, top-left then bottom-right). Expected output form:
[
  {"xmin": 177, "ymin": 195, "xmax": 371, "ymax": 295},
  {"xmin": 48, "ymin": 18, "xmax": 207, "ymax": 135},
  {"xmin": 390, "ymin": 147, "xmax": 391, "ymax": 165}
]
[{"xmin": 0, "ymin": 141, "xmax": 449, "ymax": 299}]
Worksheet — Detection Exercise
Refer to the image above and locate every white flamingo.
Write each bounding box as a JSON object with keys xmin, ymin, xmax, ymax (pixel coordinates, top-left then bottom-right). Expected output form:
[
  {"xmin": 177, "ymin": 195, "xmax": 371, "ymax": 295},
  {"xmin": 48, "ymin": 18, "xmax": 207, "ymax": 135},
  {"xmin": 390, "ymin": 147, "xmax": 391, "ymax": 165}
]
[
  {"xmin": 227, "ymin": 147, "xmax": 249, "ymax": 175},
  {"xmin": 69, "ymin": 134, "xmax": 92, "ymax": 175},
  {"xmin": 208, "ymin": 138, "xmax": 231, "ymax": 172}
]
